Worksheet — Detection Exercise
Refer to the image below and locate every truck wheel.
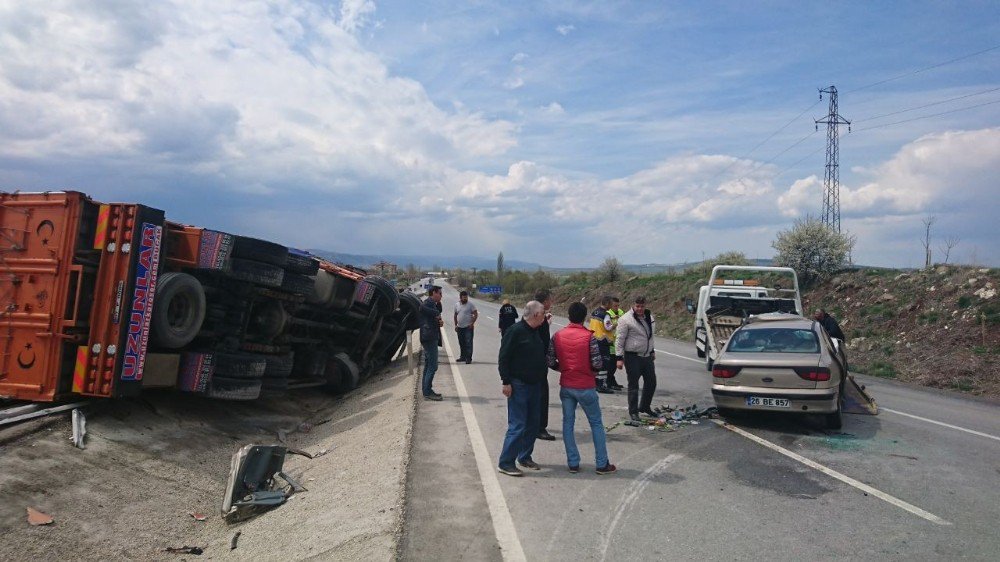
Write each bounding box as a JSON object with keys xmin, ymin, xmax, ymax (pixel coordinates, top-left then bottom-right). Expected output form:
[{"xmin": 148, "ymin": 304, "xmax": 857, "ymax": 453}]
[
  {"xmin": 363, "ymin": 275, "xmax": 399, "ymax": 316},
  {"xmin": 329, "ymin": 352, "xmax": 360, "ymax": 393},
  {"xmin": 232, "ymin": 236, "xmax": 288, "ymax": 266},
  {"xmin": 280, "ymin": 272, "xmax": 314, "ymax": 296},
  {"xmin": 206, "ymin": 376, "xmax": 262, "ymax": 400},
  {"xmin": 294, "ymin": 350, "xmax": 328, "ymax": 377},
  {"xmin": 249, "ymin": 301, "xmax": 289, "ymax": 339},
  {"xmin": 398, "ymin": 292, "xmax": 422, "ymax": 331},
  {"xmin": 286, "ymin": 249, "xmax": 320, "ymax": 275},
  {"xmin": 263, "ymin": 353, "xmax": 294, "ymax": 377},
  {"xmin": 696, "ymin": 347, "xmax": 706, "ymax": 358},
  {"xmin": 150, "ymin": 272, "xmax": 206, "ymax": 349},
  {"xmin": 212, "ymin": 352, "xmax": 267, "ymax": 379},
  {"xmin": 229, "ymin": 258, "xmax": 284, "ymax": 287}
]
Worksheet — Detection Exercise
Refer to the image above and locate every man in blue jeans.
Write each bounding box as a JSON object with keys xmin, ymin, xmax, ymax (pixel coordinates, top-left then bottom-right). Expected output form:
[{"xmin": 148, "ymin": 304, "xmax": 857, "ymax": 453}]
[
  {"xmin": 497, "ymin": 300, "xmax": 549, "ymax": 476},
  {"xmin": 419, "ymin": 286, "xmax": 444, "ymax": 401},
  {"xmin": 547, "ymin": 302, "xmax": 616, "ymax": 474}
]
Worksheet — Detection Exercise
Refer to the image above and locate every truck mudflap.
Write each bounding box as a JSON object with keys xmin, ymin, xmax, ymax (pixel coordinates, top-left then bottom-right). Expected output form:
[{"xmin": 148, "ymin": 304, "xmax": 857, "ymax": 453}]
[{"xmin": 842, "ymin": 373, "xmax": 879, "ymax": 415}]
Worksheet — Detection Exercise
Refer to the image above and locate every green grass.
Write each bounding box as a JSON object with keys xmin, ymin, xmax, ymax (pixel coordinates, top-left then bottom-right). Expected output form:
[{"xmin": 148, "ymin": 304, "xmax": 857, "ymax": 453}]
[
  {"xmin": 957, "ymin": 295, "xmax": 973, "ymax": 309},
  {"xmin": 864, "ymin": 360, "xmax": 897, "ymax": 379},
  {"xmin": 918, "ymin": 311, "xmax": 941, "ymax": 325},
  {"xmin": 972, "ymin": 345, "xmax": 1000, "ymax": 355},
  {"xmin": 950, "ymin": 378, "xmax": 974, "ymax": 392},
  {"xmin": 859, "ymin": 303, "xmax": 895, "ymax": 320}
]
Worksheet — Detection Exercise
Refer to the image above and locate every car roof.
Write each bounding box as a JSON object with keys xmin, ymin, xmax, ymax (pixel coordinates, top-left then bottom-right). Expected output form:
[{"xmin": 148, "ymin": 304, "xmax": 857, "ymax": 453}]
[{"xmin": 742, "ymin": 313, "xmax": 814, "ymax": 329}]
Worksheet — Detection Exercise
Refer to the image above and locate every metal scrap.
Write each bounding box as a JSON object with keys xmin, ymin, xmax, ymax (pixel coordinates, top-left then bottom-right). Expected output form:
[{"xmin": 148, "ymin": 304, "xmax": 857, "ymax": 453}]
[
  {"xmin": 621, "ymin": 404, "xmax": 719, "ymax": 433},
  {"xmin": 164, "ymin": 546, "xmax": 204, "ymax": 555},
  {"xmin": 26, "ymin": 507, "xmax": 53, "ymax": 526},
  {"xmin": 71, "ymin": 408, "xmax": 86, "ymax": 449}
]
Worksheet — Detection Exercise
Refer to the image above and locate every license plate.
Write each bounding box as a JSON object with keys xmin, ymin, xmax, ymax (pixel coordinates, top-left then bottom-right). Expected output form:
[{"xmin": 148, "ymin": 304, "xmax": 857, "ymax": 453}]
[{"xmin": 746, "ymin": 396, "xmax": 790, "ymax": 408}]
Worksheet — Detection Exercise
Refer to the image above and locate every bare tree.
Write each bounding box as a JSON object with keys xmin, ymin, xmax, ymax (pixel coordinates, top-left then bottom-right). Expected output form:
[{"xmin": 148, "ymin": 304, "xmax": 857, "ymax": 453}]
[
  {"xmin": 939, "ymin": 237, "xmax": 960, "ymax": 265},
  {"xmin": 920, "ymin": 216, "xmax": 936, "ymax": 268}
]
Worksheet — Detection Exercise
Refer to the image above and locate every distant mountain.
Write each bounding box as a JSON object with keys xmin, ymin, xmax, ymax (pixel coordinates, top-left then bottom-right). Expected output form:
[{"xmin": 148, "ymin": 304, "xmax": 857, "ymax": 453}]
[{"xmin": 308, "ymin": 250, "xmax": 543, "ymax": 272}]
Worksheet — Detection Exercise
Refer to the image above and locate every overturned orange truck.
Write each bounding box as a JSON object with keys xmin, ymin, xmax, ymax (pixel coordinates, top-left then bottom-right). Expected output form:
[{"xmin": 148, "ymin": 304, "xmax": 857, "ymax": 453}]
[{"xmin": 0, "ymin": 191, "xmax": 420, "ymax": 403}]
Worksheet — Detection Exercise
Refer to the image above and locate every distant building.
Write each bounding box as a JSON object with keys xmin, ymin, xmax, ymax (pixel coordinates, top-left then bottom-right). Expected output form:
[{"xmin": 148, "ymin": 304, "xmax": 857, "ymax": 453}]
[{"xmin": 373, "ymin": 260, "xmax": 398, "ymax": 277}]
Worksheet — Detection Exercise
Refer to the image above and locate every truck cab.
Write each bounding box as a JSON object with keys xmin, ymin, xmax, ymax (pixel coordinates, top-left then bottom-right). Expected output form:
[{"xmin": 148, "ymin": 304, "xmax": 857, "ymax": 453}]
[{"xmin": 691, "ymin": 265, "xmax": 802, "ymax": 371}]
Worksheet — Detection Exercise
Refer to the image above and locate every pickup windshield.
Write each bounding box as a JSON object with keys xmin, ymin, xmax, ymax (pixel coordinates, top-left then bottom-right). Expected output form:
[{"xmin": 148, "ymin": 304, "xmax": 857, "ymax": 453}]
[{"xmin": 727, "ymin": 328, "xmax": 819, "ymax": 353}]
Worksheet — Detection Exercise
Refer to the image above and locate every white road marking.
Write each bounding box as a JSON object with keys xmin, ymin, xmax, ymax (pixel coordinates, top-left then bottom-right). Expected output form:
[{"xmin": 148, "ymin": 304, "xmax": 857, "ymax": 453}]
[
  {"xmin": 487, "ymin": 315, "xmax": 495, "ymax": 320},
  {"xmin": 442, "ymin": 334, "xmax": 527, "ymax": 561},
  {"xmin": 882, "ymin": 407, "xmax": 1000, "ymax": 443},
  {"xmin": 712, "ymin": 419, "xmax": 951, "ymax": 526},
  {"xmin": 599, "ymin": 454, "xmax": 684, "ymax": 561},
  {"xmin": 654, "ymin": 348, "xmax": 703, "ymax": 364}
]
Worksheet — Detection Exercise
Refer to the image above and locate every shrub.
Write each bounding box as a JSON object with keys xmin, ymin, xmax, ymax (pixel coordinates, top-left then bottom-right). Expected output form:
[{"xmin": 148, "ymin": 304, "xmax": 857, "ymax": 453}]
[
  {"xmin": 957, "ymin": 295, "xmax": 972, "ymax": 309},
  {"xmin": 595, "ymin": 257, "xmax": 624, "ymax": 284},
  {"xmin": 772, "ymin": 217, "xmax": 855, "ymax": 287},
  {"xmin": 865, "ymin": 360, "xmax": 897, "ymax": 379}
]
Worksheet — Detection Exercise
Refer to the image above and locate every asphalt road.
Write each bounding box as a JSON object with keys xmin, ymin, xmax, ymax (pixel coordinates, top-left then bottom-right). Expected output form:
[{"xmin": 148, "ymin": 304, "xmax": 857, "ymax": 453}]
[{"xmin": 402, "ymin": 282, "xmax": 1000, "ymax": 561}]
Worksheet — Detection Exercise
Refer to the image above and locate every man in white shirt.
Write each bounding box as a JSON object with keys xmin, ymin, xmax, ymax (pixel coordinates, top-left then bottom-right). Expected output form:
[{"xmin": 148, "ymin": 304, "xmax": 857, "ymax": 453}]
[{"xmin": 454, "ymin": 290, "xmax": 479, "ymax": 364}]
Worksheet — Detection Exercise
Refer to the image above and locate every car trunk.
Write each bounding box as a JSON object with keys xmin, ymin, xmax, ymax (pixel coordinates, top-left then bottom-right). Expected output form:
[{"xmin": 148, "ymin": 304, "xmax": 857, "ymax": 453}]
[{"xmin": 721, "ymin": 353, "xmax": 820, "ymax": 389}]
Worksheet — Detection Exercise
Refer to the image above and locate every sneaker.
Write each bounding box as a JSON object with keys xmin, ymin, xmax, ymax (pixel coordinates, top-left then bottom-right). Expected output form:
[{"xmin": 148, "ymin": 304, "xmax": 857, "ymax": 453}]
[
  {"xmin": 596, "ymin": 463, "xmax": 617, "ymax": 475},
  {"xmin": 465, "ymin": 359, "xmax": 472, "ymax": 364},
  {"xmin": 537, "ymin": 430, "xmax": 556, "ymax": 441},
  {"xmin": 596, "ymin": 386, "xmax": 614, "ymax": 394},
  {"xmin": 423, "ymin": 392, "xmax": 443, "ymax": 401},
  {"xmin": 498, "ymin": 465, "xmax": 523, "ymax": 477},
  {"xmin": 568, "ymin": 466, "xmax": 579, "ymax": 474},
  {"xmin": 518, "ymin": 459, "xmax": 541, "ymax": 471}
]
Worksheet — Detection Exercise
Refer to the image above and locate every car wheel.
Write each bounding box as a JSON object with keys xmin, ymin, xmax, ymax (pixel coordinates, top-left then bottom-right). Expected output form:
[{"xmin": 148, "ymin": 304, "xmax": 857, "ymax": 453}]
[
  {"xmin": 229, "ymin": 258, "xmax": 284, "ymax": 288},
  {"xmin": 206, "ymin": 376, "xmax": 262, "ymax": 400},
  {"xmin": 150, "ymin": 272, "xmax": 206, "ymax": 349},
  {"xmin": 232, "ymin": 236, "xmax": 288, "ymax": 266}
]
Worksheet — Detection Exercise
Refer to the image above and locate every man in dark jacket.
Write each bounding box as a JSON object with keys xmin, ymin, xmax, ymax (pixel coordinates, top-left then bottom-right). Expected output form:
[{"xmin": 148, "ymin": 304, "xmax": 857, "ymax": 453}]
[
  {"xmin": 814, "ymin": 308, "xmax": 846, "ymax": 341},
  {"xmin": 497, "ymin": 300, "xmax": 549, "ymax": 477},
  {"xmin": 534, "ymin": 289, "xmax": 556, "ymax": 441},
  {"xmin": 498, "ymin": 299, "xmax": 519, "ymax": 336},
  {"xmin": 419, "ymin": 286, "xmax": 444, "ymax": 401}
]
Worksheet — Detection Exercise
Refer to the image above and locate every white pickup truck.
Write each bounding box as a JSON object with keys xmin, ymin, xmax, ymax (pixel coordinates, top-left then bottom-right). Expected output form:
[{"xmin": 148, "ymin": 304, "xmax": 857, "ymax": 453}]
[{"xmin": 689, "ymin": 265, "xmax": 803, "ymax": 371}]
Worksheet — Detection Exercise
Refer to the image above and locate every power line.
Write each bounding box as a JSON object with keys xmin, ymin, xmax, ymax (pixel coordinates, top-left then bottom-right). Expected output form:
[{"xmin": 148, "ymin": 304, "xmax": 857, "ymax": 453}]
[
  {"xmin": 853, "ymin": 98, "xmax": 1000, "ymax": 132},
  {"xmin": 845, "ymin": 44, "xmax": 1000, "ymax": 94},
  {"xmin": 854, "ymin": 86, "xmax": 1000, "ymax": 123}
]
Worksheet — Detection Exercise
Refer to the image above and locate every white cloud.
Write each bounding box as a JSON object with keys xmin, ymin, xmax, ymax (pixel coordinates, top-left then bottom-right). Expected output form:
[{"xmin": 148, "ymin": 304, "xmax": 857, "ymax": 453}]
[
  {"xmin": 541, "ymin": 102, "xmax": 565, "ymax": 115},
  {"xmin": 338, "ymin": 0, "xmax": 376, "ymax": 33},
  {"xmin": 511, "ymin": 52, "xmax": 528, "ymax": 63},
  {"xmin": 503, "ymin": 76, "xmax": 525, "ymax": 90},
  {"xmin": 556, "ymin": 24, "xmax": 575, "ymax": 36}
]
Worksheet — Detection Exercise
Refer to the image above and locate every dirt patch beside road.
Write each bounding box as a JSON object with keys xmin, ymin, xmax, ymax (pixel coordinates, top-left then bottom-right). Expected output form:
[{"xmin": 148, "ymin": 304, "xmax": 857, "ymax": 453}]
[{"xmin": 0, "ymin": 343, "xmax": 419, "ymax": 561}]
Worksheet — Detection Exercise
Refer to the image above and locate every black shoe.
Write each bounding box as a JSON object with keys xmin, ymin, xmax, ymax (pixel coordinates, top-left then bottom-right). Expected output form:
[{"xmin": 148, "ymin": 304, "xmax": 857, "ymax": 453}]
[
  {"xmin": 498, "ymin": 465, "xmax": 523, "ymax": 477},
  {"xmin": 630, "ymin": 413, "xmax": 641, "ymax": 422},
  {"xmin": 518, "ymin": 459, "xmax": 541, "ymax": 471},
  {"xmin": 537, "ymin": 430, "xmax": 556, "ymax": 441},
  {"xmin": 610, "ymin": 383, "xmax": 624, "ymax": 390},
  {"xmin": 639, "ymin": 408, "xmax": 658, "ymax": 418},
  {"xmin": 596, "ymin": 463, "xmax": 617, "ymax": 475},
  {"xmin": 597, "ymin": 386, "xmax": 614, "ymax": 394},
  {"xmin": 423, "ymin": 392, "xmax": 443, "ymax": 401},
  {"xmin": 465, "ymin": 359, "xmax": 472, "ymax": 364}
]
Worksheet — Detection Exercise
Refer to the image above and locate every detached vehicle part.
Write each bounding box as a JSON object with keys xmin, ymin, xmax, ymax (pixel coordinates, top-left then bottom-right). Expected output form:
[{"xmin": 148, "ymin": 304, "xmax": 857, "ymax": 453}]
[{"xmin": 221, "ymin": 444, "xmax": 306, "ymax": 519}]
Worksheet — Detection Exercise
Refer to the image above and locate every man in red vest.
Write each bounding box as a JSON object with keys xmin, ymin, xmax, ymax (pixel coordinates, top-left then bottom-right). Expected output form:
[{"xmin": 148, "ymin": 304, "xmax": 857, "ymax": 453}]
[{"xmin": 547, "ymin": 302, "xmax": 617, "ymax": 475}]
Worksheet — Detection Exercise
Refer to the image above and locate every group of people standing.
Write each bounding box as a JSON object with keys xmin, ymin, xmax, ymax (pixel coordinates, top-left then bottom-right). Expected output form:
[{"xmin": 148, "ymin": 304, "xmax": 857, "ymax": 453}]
[{"xmin": 417, "ymin": 284, "xmax": 660, "ymax": 475}]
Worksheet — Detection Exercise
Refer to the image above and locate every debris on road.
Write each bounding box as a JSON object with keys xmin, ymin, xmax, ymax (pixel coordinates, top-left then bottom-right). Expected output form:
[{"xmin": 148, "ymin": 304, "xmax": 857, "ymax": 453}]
[
  {"xmin": 26, "ymin": 507, "xmax": 53, "ymax": 526},
  {"xmin": 189, "ymin": 512, "xmax": 207, "ymax": 521},
  {"xmin": 164, "ymin": 545, "xmax": 204, "ymax": 555},
  {"xmin": 230, "ymin": 531, "xmax": 242, "ymax": 551},
  {"xmin": 221, "ymin": 444, "xmax": 307, "ymax": 519},
  {"xmin": 71, "ymin": 408, "xmax": 86, "ymax": 449},
  {"xmin": 619, "ymin": 404, "xmax": 719, "ymax": 433}
]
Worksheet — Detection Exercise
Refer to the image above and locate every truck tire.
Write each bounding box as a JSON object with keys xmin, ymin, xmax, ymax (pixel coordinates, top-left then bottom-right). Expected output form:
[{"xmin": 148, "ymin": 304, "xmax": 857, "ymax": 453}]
[
  {"xmin": 328, "ymin": 352, "xmax": 360, "ymax": 393},
  {"xmin": 232, "ymin": 236, "xmax": 288, "ymax": 267},
  {"xmin": 212, "ymin": 352, "xmax": 267, "ymax": 379},
  {"xmin": 206, "ymin": 376, "xmax": 262, "ymax": 400},
  {"xmin": 286, "ymin": 249, "xmax": 320, "ymax": 275},
  {"xmin": 364, "ymin": 275, "xmax": 399, "ymax": 316},
  {"xmin": 150, "ymin": 272, "xmax": 206, "ymax": 349},
  {"xmin": 263, "ymin": 353, "xmax": 294, "ymax": 377},
  {"xmin": 294, "ymin": 350, "xmax": 327, "ymax": 377},
  {"xmin": 249, "ymin": 301, "xmax": 289, "ymax": 339},
  {"xmin": 229, "ymin": 258, "xmax": 284, "ymax": 288},
  {"xmin": 398, "ymin": 292, "xmax": 422, "ymax": 331},
  {"xmin": 280, "ymin": 272, "xmax": 314, "ymax": 296}
]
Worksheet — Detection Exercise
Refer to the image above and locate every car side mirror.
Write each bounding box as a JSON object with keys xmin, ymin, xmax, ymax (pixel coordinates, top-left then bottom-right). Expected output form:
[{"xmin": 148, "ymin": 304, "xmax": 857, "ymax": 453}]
[{"xmin": 685, "ymin": 298, "xmax": 696, "ymax": 314}]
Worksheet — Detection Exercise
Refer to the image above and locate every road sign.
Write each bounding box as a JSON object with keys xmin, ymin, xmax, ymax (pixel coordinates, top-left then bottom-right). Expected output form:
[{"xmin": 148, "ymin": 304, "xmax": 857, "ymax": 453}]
[{"xmin": 478, "ymin": 285, "xmax": 502, "ymax": 295}]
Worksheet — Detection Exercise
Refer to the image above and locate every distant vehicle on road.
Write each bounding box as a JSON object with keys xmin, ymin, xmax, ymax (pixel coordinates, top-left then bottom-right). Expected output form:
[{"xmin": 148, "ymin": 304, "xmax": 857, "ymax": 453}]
[{"xmin": 710, "ymin": 313, "xmax": 848, "ymax": 429}]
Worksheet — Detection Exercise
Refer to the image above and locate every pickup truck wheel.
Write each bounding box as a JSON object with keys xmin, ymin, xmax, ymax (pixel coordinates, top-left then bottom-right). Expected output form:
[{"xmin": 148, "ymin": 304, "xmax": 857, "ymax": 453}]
[
  {"xmin": 206, "ymin": 376, "xmax": 262, "ymax": 400},
  {"xmin": 229, "ymin": 258, "xmax": 284, "ymax": 288},
  {"xmin": 363, "ymin": 275, "xmax": 399, "ymax": 316},
  {"xmin": 398, "ymin": 292, "xmax": 422, "ymax": 331},
  {"xmin": 280, "ymin": 272, "xmax": 314, "ymax": 296},
  {"xmin": 696, "ymin": 347, "xmax": 706, "ymax": 358},
  {"xmin": 285, "ymin": 249, "xmax": 320, "ymax": 275},
  {"xmin": 151, "ymin": 272, "xmax": 206, "ymax": 349},
  {"xmin": 211, "ymin": 352, "xmax": 267, "ymax": 379},
  {"xmin": 232, "ymin": 236, "xmax": 288, "ymax": 266}
]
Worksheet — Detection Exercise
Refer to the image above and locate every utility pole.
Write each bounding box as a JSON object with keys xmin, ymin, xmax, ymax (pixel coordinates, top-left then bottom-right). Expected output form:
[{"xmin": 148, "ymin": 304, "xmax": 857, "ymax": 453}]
[{"xmin": 815, "ymin": 86, "xmax": 850, "ymax": 233}]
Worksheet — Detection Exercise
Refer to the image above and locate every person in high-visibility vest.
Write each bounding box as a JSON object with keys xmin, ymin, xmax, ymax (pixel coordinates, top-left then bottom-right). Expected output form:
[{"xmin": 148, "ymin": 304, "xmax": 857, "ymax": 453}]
[
  {"xmin": 587, "ymin": 295, "xmax": 616, "ymax": 394},
  {"xmin": 605, "ymin": 297, "xmax": 625, "ymax": 390}
]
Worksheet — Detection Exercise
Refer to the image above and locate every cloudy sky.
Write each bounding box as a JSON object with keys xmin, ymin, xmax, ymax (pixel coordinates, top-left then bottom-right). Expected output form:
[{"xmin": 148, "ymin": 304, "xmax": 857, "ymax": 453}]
[{"xmin": 1, "ymin": 1, "xmax": 998, "ymax": 268}]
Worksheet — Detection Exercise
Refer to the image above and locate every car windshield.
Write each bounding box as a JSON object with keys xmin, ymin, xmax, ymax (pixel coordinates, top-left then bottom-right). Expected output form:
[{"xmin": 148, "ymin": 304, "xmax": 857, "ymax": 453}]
[{"xmin": 727, "ymin": 328, "xmax": 819, "ymax": 353}]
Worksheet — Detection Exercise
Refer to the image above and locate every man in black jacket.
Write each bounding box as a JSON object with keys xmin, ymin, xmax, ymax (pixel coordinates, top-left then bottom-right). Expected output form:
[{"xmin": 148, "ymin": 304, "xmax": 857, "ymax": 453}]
[
  {"xmin": 419, "ymin": 286, "xmax": 444, "ymax": 401},
  {"xmin": 497, "ymin": 300, "xmax": 549, "ymax": 476},
  {"xmin": 498, "ymin": 299, "xmax": 519, "ymax": 336},
  {"xmin": 814, "ymin": 308, "xmax": 846, "ymax": 341},
  {"xmin": 534, "ymin": 289, "xmax": 556, "ymax": 441}
]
